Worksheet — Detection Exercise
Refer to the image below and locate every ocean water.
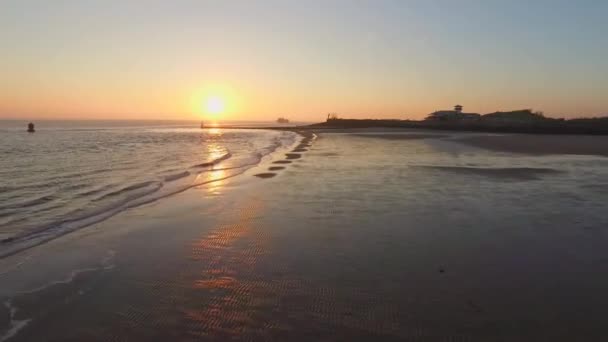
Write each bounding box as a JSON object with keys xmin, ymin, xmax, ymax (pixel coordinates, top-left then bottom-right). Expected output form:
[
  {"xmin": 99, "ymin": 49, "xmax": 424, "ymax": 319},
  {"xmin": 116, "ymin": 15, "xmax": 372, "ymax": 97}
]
[{"xmin": 0, "ymin": 120, "xmax": 298, "ymax": 257}]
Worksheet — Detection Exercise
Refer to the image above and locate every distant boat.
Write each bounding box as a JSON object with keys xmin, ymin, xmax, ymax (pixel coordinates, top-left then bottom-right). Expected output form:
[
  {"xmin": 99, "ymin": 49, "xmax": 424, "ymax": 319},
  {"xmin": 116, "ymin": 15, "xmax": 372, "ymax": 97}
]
[
  {"xmin": 27, "ymin": 122, "xmax": 35, "ymax": 133},
  {"xmin": 276, "ymin": 117, "xmax": 289, "ymax": 124}
]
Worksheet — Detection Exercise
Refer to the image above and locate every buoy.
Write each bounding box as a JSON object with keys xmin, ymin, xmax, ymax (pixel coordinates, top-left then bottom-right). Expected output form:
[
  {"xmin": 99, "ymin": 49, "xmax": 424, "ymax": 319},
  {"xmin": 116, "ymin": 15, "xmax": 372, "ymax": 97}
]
[{"xmin": 27, "ymin": 122, "xmax": 35, "ymax": 133}]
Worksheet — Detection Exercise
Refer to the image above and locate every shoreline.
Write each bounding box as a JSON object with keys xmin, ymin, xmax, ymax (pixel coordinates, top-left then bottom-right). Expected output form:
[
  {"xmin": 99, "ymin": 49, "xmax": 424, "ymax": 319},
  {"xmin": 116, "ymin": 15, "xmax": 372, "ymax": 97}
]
[
  {"xmin": 1, "ymin": 127, "xmax": 608, "ymax": 341},
  {"xmin": 0, "ymin": 129, "xmax": 312, "ymax": 261},
  {"xmin": 217, "ymin": 125, "xmax": 608, "ymax": 157},
  {"xmin": 0, "ymin": 129, "xmax": 320, "ymax": 341},
  {"xmin": 308, "ymin": 117, "xmax": 608, "ymax": 135}
]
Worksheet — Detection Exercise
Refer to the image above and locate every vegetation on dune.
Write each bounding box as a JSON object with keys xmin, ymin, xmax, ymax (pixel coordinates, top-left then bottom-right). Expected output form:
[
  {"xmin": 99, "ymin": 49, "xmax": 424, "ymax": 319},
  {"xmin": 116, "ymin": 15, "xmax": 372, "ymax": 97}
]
[{"xmin": 308, "ymin": 111, "xmax": 608, "ymax": 135}]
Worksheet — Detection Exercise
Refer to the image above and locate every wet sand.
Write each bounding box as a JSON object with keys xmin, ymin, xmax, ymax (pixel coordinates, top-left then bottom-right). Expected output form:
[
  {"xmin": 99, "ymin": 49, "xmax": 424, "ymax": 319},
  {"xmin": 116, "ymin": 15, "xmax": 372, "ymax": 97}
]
[
  {"xmin": 413, "ymin": 165, "xmax": 563, "ymax": 180},
  {"xmin": 458, "ymin": 133, "xmax": 608, "ymax": 157},
  {"xmin": 2, "ymin": 130, "xmax": 608, "ymax": 341},
  {"xmin": 306, "ymin": 127, "xmax": 608, "ymax": 157},
  {"xmin": 352, "ymin": 133, "xmax": 448, "ymax": 140}
]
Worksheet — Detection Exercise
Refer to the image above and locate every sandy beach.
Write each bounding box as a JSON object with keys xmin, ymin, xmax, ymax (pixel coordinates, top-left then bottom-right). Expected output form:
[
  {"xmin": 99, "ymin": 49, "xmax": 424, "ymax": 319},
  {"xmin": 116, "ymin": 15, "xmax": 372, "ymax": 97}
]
[
  {"xmin": 3, "ymin": 0, "xmax": 608, "ymax": 340},
  {"xmin": 457, "ymin": 133, "xmax": 608, "ymax": 157},
  {"xmin": 323, "ymin": 128, "xmax": 608, "ymax": 157},
  {"xmin": 2, "ymin": 129, "xmax": 608, "ymax": 341}
]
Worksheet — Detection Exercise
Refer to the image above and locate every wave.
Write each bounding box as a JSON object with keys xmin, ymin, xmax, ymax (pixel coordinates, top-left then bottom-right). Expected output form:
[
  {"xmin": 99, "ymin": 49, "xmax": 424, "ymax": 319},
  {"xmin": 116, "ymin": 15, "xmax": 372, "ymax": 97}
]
[
  {"xmin": 0, "ymin": 167, "xmax": 248, "ymax": 258},
  {"xmin": 92, "ymin": 181, "xmax": 161, "ymax": 202},
  {"xmin": 192, "ymin": 152, "xmax": 232, "ymax": 168},
  {"xmin": 0, "ymin": 194, "xmax": 56, "ymax": 211},
  {"xmin": 74, "ymin": 184, "xmax": 118, "ymax": 198},
  {"xmin": 55, "ymin": 168, "xmax": 114, "ymax": 180},
  {"xmin": 163, "ymin": 171, "xmax": 191, "ymax": 182},
  {"xmin": 0, "ymin": 131, "xmax": 299, "ymax": 259},
  {"xmin": 0, "ymin": 169, "xmax": 116, "ymax": 194}
]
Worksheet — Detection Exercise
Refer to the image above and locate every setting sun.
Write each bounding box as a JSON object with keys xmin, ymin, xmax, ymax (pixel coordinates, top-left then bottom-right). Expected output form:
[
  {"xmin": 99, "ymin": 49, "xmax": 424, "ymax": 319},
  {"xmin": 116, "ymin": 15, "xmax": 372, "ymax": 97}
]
[{"xmin": 204, "ymin": 96, "xmax": 225, "ymax": 116}]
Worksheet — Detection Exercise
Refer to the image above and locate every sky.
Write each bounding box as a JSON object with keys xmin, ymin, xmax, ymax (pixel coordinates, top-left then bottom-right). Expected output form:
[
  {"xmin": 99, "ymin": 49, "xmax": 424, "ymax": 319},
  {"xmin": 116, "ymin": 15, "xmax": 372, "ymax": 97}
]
[{"xmin": 1, "ymin": 0, "xmax": 607, "ymax": 121}]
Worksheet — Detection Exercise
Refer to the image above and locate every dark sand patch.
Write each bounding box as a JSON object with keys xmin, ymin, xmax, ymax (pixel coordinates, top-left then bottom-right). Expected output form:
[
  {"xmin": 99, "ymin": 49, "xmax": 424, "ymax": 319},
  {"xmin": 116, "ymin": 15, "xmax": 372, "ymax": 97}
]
[
  {"xmin": 580, "ymin": 183, "xmax": 608, "ymax": 193},
  {"xmin": 272, "ymin": 160, "xmax": 292, "ymax": 164},
  {"xmin": 413, "ymin": 165, "xmax": 562, "ymax": 180},
  {"xmin": 0, "ymin": 302, "xmax": 10, "ymax": 333},
  {"xmin": 292, "ymin": 148, "xmax": 308, "ymax": 152},
  {"xmin": 352, "ymin": 133, "xmax": 447, "ymax": 140},
  {"xmin": 268, "ymin": 166, "xmax": 285, "ymax": 171},
  {"xmin": 254, "ymin": 173, "xmax": 277, "ymax": 179},
  {"xmin": 285, "ymin": 153, "xmax": 301, "ymax": 160},
  {"xmin": 459, "ymin": 134, "xmax": 608, "ymax": 157}
]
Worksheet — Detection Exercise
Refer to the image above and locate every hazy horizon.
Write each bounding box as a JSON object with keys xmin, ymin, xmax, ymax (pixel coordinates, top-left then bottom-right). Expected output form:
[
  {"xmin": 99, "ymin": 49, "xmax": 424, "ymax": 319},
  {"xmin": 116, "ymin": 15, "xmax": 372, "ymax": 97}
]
[{"xmin": 2, "ymin": 0, "xmax": 607, "ymax": 121}]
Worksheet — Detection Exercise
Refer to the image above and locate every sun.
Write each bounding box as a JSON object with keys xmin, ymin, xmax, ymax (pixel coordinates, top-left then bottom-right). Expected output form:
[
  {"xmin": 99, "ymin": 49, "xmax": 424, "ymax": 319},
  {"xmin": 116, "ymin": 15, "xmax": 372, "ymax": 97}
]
[{"xmin": 204, "ymin": 96, "xmax": 225, "ymax": 116}]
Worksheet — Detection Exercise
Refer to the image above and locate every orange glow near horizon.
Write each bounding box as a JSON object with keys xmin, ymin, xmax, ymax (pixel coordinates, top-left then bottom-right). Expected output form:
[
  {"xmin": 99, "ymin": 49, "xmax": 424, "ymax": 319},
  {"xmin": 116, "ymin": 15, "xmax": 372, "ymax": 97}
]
[{"xmin": 2, "ymin": 2, "xmax": 608, "ymax": 121}]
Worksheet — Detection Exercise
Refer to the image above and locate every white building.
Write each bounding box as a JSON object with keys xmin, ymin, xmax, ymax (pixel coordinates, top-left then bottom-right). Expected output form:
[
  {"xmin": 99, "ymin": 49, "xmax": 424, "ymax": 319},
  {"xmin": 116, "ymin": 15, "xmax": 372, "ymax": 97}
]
[{"xmin": 426, "ymin": 105, "xmax": 480, "ymax": 121}]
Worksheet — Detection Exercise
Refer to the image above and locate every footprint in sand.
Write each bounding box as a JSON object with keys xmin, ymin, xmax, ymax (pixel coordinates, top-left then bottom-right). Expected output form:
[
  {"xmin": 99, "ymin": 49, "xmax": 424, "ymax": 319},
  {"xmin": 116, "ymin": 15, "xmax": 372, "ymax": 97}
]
[
  {"xmin": 285, "ymin": 153, "xmax": 301, "ymax": 160},
  {"xmin": 268, "ymin": 166, "xmax": 285, "ymax": 171},
  {"xmin": 254, "ymin": 173, "xmax": 276, "ymax": 179},
  {"xmin": 273, "ymin": 160, "xmax": 292, "ymax": 164},
  {"xmin": 292, "ymin": 148, "xmax": 308, "ymax": 152}
]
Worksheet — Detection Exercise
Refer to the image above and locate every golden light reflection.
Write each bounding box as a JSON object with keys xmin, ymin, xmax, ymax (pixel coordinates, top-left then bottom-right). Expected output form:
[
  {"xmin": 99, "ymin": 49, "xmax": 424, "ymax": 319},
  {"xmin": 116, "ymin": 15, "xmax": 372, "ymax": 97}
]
[
  {"xmin": 192, "ymin": 142, "xmax": 229, "ymax": 193},
  {"xmin": 183, "ymin": 199, "xmax": 269, "ymax": 338},
  {"xmin": 206, "ymin": 169, "xmax": 226, "ymax": 195}
]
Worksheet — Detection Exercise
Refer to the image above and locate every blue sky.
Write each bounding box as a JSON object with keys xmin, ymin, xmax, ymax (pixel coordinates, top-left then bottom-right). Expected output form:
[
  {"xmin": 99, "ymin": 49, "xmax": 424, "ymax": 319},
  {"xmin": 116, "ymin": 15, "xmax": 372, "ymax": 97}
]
[{"xmin": 1, "ymin": 0, "xmax": 607, "ymax": 120}]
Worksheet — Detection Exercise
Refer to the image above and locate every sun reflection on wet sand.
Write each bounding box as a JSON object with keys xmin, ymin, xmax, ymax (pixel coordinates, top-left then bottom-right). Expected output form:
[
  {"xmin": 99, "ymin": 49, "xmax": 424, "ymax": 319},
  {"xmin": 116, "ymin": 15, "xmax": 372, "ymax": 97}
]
[
  {"xmin": 184, "ymin": 199, "xmax": 269, "ymax": 338},
  {"xmin": 194, "ymin": 276, "xmax": 237, "ymax": 289},
  {"xmin": 199, "ymin": 169, "xmax": 226, "ymax": 195}
]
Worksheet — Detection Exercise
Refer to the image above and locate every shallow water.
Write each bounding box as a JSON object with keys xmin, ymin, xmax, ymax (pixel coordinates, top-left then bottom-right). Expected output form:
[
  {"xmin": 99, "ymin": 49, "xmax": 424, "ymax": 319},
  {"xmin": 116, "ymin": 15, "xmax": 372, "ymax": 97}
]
[{"xmin": 0, "ymin": 120, "xmax": 297, "ymax": 257}]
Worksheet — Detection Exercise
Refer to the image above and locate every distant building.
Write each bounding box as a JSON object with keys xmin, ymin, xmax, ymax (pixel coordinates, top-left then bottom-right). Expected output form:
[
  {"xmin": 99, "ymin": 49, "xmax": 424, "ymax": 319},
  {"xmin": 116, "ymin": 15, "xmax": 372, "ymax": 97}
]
[{"xmin": 425, "ymin": 105, "xmax": 480, "ymax": 121}]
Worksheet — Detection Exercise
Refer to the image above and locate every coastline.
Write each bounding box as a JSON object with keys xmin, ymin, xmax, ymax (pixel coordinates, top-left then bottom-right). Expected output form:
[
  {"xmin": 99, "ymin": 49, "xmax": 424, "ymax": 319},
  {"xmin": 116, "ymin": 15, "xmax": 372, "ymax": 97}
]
[
  {"xmin": 455, "ymin": 133, "xmax": 608, "ymax": 157},
  {"xmin": 305, "ymin": 117, "xmax": 608, "ymax": 135},
  {"xmin": 0, "ymin": 129, "xmax": 318, "ymax": 341},
  {"xmin": 1, "ymin": 127, "xmax": 608, "ymax": 341},
  {"xmin": 0, "ymin": 128, "xmax": 309, "ymax": 260},
  {"xmin": 224, "ymin": 125, "xmax": 608, "ymax": 158}
]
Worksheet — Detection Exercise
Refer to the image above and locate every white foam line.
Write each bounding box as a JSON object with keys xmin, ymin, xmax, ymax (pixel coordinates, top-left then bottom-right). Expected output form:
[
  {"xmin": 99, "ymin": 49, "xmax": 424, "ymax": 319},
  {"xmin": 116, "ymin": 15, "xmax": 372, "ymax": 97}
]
[
  {"xmin": 17, "ymin": 250, "xmax": 116, "ymax": 296},
  {"xmin": 0, "ymin": 250, "xmax": 116, "ymax": 341},
  {"xmin": 1, "ymin": 299, "xmax": 31, "ymax": 342}
]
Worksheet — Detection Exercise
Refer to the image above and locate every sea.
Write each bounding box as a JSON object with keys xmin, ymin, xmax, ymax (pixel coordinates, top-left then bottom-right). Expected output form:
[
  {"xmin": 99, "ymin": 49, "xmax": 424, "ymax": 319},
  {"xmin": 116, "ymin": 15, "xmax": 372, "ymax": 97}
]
[{"xmin": 0, "ymin": 120, "xmax": 300, "ymax": 258}]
